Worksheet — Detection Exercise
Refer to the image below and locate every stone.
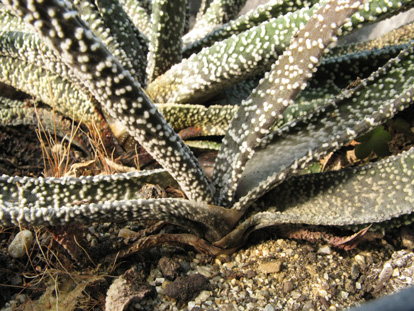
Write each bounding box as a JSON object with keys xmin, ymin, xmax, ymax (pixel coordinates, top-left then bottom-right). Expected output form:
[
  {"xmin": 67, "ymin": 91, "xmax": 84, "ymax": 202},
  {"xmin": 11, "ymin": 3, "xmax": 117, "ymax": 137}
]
[
  {"xmin": 8, "ymin": 230, "xmax": 34, "ymax": 259},
  {"xmin": 258, "ymin": 260, "xmax": 282, "ymax": 274},
  {"xmin": 340, "ymin": 291, "xmax": 349, "ymax": 299},
  {"xmin": 354, "ymin": 254, "xmax": 366, "ymax": 270},
  {"xmin": 118, "ymin": 228, "xmax": 136, "ymax": 239},
  {"xmin": 317, "ymin": 246, "xmax": 332, "ymax": 255},
  {"xmin": 351, "ymin": 263, "xmax": 360, "ymax": 280},
  {"xmin": 283, "ymin": 280, "xmax": 294, "ymax": 293},
  {"xmin": 374, "ymin": 262, "xmax": 393, "ymax": 292},
  {"xmin": 302, "ymin": 301, "xmax": 314, "ymax": 311}
]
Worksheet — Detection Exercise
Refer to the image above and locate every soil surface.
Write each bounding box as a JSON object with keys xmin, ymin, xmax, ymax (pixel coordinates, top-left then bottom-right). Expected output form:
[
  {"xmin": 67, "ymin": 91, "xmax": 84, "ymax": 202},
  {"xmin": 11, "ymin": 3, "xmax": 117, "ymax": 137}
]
[{"xmin": 1, "ymin": 219, "xmax": 414, "ymax": 311}]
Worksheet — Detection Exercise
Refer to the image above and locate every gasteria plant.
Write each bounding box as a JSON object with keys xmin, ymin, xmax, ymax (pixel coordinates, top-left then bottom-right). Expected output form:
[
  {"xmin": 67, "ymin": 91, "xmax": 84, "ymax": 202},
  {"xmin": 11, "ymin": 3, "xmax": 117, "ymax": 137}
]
[{"xmin": 0, "ymin": 0, "xmax": 414, "ymax": 254}]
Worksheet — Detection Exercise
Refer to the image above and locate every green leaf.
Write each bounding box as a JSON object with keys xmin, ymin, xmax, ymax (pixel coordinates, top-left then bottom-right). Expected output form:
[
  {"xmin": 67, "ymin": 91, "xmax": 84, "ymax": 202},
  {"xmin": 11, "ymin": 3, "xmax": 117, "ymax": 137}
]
[
  {"xmin": 355, "ymin": 125, "xmax": 392, "ymax": 159},
  {"xmin": 3, "ymin": 0, "xmax": 214, "ymax": 203},
  {"xmin": 183, "ymin": 0, "xmax": 320, "ymax": 56},
  {"xmin": 147, "ymin": 0, "xmax": 187, "ymax": 81},
  {"xmin": 183, "ymin": 0, "xmax": 247, "ymax": 45},
  {"xmin": 213, "ymin": 0, "xmax": 363, "ymax": 206},
  {"xmin": 232, "ymin": 41, "xmax": 414, "ymax": 212}
]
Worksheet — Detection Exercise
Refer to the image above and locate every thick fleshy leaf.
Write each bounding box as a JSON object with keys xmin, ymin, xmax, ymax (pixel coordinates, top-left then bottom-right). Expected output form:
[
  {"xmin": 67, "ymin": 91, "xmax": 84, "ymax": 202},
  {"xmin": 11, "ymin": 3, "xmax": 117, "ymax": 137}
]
[
  {"xmin": 2, "ymin": 0, "xmax": 214, "ymax": 203},
  {"xmin": 183, "ymin": 0, "xmax": 247, "ymax": 46},
  {"xmin": 212, "ymin": 0, "xmax": 363, "ymax": 206},
  {"xmin": 215, "ymin": 147, "xmax": 414, "ymax": 249},
  {"xmin": 183, "ymin": 0, "xmax": 319, "ymax": 57},
  {"xmin": 147, "ymin": 3, "xmax": 321, "ymax": 104},
  {"xmin": 148, "ymin": 0, "xmax": 414, "ymax": 105},
  {"xmin": 157, "ymin": 103, "xmax": 237, "ymax": 134},
  {"xmin": 313, "ymin": 41, "xmax": 412, "ymax": 89},
  {"xmin": 0, "ymin": 56, "xmax": 98, "ymax": 123},
  {"xmin": 232, "ymin": 41, "xmax": 414, "ymax": 212},
  {"xmin": 0, "ymin": 169, "xmax": 176, "ymax": 209},
  {"xmin": 0, "ymin": 170, "xmax": 240, "ymax": 241},
  {"xmin": 73, "ymin": 0, "xmax": 147, "ymax": 85},
  {"xmin": 107, "ymin": 103, "xmax": 237, "ymax": 150},
  {"xmin": 118, "ymin": 0, "xmax": 152, "ymax": 38},
  {"xmin": 147, "ymin": 0, "xmax": 187, "ymax": 82}
]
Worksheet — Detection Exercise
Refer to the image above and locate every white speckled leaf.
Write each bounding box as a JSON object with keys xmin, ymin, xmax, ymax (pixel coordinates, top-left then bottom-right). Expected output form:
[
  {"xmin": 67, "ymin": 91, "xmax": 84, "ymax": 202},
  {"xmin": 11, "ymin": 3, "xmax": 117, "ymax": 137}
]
[
  {"xmin": 232, "ymin": 42, "xmax": 414, "ymax": 212},
  {"xmin": 213, "ymin": 0, "xmax": 363, "ymax": 206}
]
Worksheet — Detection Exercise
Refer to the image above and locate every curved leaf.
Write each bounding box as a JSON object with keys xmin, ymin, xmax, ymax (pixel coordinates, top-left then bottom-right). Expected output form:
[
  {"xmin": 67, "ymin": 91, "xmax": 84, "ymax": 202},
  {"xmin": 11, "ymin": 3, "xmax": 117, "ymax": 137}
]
[
  {"xmin": 213, "ymin": 0, "xmax": 363, "ymax": 206},
  {"xmin": 2, "ymin": 0, "xmax": 215, "ymax": 203},
  {"xmin": 233, "ymin": 41, "xmax": 414, "ymax": 212}
]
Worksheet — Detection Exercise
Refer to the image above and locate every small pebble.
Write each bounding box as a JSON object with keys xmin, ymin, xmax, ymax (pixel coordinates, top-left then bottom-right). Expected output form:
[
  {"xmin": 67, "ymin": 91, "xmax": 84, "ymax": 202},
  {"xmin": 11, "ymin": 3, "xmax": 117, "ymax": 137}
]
[
  {"xmin": 340, "ymin": 291, "xmax": 349, "ymax": 299},
  {"xmin": 351, "ymin": 264, "xmax": 360, "ymax": 279},
  {"xmin": 245, "ymin": 270, "xmax": 256, "ymax": 279},
  {"xmin": 354, "ymin": 254, "xmax": 366, "ymax": 270},
  {"xmin": 258, "ymin": 261, "xmax": 282, "ymax": 274},
  {"xmin": 318, "ymin": 246, "xmax": 332, "ymax": 255},
  {"xmin": 303, "ymin": 301, "xmax": 313, "ymax": 311},
  {"xmin": 264, "ymin": 304, "xmax": 275, "ymax": 311},
  {"xmin": 8, "ymin": 230, "xmax": 34, "ymax": 258},
  {"xmin": 118, "ymin": 227, "xmax": 136, "ymax": 239},
  {"xmin": 374, "ymin": 262, "xmax": 393, "ymax": 292},
  {"xmin": 179, "ymin": 261, "xmax": 191, "ymax": 273},
  {"xmin": 283, "ymin": 280, "xmax": 294, "ymax": 293}
]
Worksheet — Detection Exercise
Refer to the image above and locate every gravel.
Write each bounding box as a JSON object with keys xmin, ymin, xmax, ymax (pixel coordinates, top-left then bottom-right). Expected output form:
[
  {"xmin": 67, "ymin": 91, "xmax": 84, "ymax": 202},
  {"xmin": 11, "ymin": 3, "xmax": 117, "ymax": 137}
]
[
  {"xmin": 129, "ymin": 229, "xmax": 414, "ymax": 311},
  {"xmin": 2, "ymin": 224, "xmax": 414, "ymax": 310}
]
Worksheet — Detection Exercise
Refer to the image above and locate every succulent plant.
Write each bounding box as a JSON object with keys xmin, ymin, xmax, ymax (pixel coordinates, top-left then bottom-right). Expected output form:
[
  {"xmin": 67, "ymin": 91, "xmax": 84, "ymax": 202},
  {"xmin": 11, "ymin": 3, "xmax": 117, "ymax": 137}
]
[{"xmin": 0, "ymin": 0, "xmax": 414, "ymax": 256}]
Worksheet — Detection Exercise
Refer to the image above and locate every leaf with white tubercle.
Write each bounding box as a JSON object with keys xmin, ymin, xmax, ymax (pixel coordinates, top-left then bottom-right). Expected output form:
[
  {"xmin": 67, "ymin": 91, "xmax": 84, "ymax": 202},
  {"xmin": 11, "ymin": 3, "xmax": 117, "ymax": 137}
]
[
  {"xmin": 312, "ymin": 23, "xmax": 414, "ymax": 89},
  {"xmin": 147, "ymin": 0, "xmax": 413, "ymax": 106},
  {"xmin": 311, "ymin": 41, "xmax": 411, "ymax": 89},
  {"xmin": 73, "ymin": 0, "xmax": 147, "ymax": 86},
  {"xmin": 0, "ymin": 198, "xmax": 241, "ymax": 242},
  {"xmin": 191, "ymin": 0, "xmax": 414, "ymax": 57},
  {"xmin": 118, "ymin": 0, "xmax": 151, "ymax": 39},
  {"xmin": 157, "ymin": 103, "xmax": 238, "ymax": 135},
  {"xmin": 312, "ymin": 21, "xmax": 414, "ymax": 88},
  {"xmin": 182, "ymin": 0, "xmax": 247, "ymax": 46},
  {"xmin": 0, "ymin": 24, "xmax": 234, "ymax": 137},
  {"xmin": 214, "ymin": 147, "xmax": 414, "ymax": 248},
  {"xmin": 0, "ymin": 25, "xmax": 93, "ymax": 94},
  {"xmin": 146, "ymin": 0, "xmax": 187, "ymax": 82},
  {"xmin": 212, "ymin": 0, "xmax": 364, "ymax": 206},
  {"xmin": 183, "ymin": 0, "xmax": 320, "ymax": 57},
  {"xmin": 2, "ymin": 0, "xmax": 214, "ymax": 203},
  {"xmin": 232, "ymin": 42, "xmax": 414, "ymax": 212},
  {"xmin": 147, "ymin": 3, "xmax": 322, "ymax": 105},
  {"xmin": 341, "ymin": 0, "xmax": 414, "ymax": 37},
  {"xmin": 0, "ymin": 169, "xmax": 240, "ymax": 241},
  {"xmin": 0, "ymin": 6, "xmax": 32, "ymax": 32},
  {"xmin": 0, "ymin": 55, "xmax": 99, "ymax": 123},
  {"xmin": 331, "ymin": 22, "xmax": 414, "ymax": 56},
  {"xmin": 0, "ymin": 169, "xmax": 177, "ymax": 209}
]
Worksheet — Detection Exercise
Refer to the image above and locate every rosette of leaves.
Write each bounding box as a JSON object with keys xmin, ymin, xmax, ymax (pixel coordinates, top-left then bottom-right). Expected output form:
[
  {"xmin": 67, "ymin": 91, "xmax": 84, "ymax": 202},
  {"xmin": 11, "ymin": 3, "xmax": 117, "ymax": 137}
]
[{"xmin": 0, "ymin": 0, "xmax": 414, "ymax": 257}]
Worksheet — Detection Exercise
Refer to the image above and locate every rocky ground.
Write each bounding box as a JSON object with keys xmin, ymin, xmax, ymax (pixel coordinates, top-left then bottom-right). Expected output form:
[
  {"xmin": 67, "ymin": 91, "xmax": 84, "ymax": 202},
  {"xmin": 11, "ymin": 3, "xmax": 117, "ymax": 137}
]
[{"xmin": 1, "ymin": 219, "xmax": 414, "ymax": 311}]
